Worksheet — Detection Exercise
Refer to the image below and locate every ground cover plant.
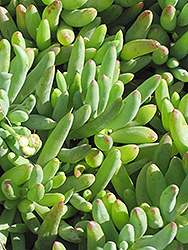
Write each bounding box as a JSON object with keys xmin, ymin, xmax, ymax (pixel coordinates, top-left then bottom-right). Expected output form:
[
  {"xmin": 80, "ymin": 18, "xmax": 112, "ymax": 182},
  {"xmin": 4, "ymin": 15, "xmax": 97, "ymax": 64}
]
[{"xmin": 1, "ymin": 0, "xmax": 188, "ymax": 249}]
